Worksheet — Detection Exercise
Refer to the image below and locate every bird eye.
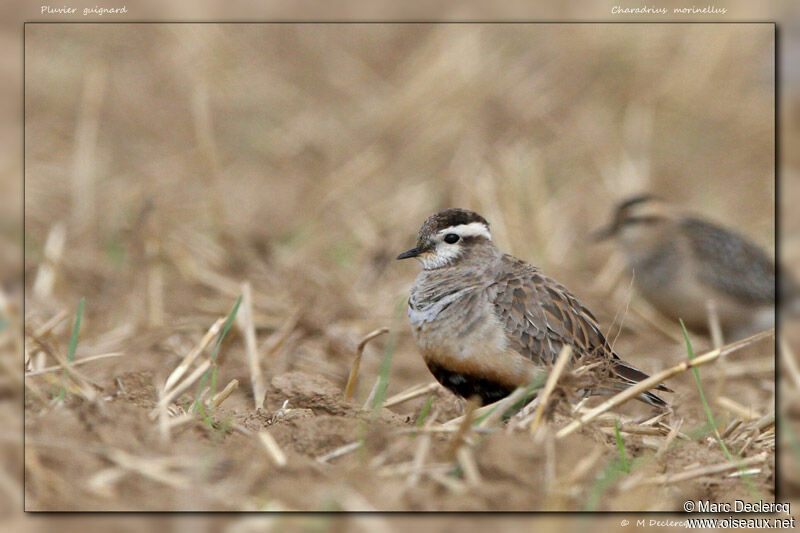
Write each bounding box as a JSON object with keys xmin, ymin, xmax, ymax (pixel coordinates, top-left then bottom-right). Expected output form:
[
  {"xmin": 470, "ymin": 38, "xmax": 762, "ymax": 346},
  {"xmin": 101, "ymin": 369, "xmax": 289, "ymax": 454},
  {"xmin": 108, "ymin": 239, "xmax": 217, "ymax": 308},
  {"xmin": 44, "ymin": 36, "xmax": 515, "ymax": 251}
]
[{"xmin": 444, "ymin": 233, "xmax": 460, "ymax": 244}]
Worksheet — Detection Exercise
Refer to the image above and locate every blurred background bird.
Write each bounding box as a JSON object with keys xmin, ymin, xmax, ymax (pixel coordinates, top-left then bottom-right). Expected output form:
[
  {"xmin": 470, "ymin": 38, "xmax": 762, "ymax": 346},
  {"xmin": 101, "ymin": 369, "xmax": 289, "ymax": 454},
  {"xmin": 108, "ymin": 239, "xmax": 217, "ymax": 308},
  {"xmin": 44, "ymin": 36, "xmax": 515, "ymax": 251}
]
[{"xmin": 594, "ymin": 195, "xmax": 790, "ymax": 342}]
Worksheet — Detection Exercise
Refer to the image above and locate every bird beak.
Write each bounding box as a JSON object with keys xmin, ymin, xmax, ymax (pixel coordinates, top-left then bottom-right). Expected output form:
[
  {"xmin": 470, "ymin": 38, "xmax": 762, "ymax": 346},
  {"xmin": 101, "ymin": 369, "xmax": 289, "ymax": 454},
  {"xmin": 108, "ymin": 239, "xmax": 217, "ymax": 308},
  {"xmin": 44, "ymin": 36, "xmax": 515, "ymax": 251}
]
[
  {"xmin": 590, "ymin": 225, "xmax": 615, "ymax": 242},
  {"xmin": 397, "ymin": 247, "xmax": 423, "ymax": 260}
]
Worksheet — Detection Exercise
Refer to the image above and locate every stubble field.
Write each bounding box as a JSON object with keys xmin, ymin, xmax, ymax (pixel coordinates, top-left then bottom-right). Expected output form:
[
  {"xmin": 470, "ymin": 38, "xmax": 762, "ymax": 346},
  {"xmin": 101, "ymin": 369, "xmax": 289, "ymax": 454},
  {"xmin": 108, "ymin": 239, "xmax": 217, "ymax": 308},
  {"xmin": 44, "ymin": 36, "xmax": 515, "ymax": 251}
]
[{"xmin": 21, "ymin": 23, "xmax": 792, "ymax": 514}]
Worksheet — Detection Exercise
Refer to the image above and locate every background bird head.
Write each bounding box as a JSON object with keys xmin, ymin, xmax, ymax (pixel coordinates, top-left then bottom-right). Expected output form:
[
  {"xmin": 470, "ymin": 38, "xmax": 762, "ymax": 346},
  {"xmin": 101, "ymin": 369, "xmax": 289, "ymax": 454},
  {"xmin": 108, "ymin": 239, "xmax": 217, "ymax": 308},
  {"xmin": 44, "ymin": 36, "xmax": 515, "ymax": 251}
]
[{"xmin": 593, "ymin": 195, "xmax": 680, "ymax": 252}]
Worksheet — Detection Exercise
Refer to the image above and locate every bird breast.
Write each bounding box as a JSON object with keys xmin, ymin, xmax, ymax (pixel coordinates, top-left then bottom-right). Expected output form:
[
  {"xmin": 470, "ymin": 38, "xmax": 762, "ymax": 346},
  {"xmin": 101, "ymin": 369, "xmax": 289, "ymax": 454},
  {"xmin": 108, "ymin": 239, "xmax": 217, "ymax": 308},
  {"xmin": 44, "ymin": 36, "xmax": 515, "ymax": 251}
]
[{"xmin": 407, "ymin": 271, "xmax": 508, "ymax": 363}]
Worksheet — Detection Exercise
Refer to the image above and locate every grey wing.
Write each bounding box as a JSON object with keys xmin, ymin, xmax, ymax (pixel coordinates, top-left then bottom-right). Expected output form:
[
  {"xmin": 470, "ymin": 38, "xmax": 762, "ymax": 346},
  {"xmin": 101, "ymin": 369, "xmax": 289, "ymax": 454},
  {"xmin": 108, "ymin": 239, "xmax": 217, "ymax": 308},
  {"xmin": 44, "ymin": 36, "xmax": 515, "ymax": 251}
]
[
  {"xmin": 487, "ymin": 255, "xmax": 612, "ymax": 365},
  {"xmin": 681, "ymin": 218, "xmax": 775, "ymax": 305}
]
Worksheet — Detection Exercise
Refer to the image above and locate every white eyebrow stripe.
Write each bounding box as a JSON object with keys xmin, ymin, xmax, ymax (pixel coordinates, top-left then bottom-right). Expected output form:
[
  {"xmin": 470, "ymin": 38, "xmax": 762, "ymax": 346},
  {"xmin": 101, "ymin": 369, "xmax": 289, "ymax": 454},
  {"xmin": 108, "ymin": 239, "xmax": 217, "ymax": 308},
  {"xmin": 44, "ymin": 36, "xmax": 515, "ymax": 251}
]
[{"xmin": 436, "ymin": 222, "xmax": 492, "ymax": 241}]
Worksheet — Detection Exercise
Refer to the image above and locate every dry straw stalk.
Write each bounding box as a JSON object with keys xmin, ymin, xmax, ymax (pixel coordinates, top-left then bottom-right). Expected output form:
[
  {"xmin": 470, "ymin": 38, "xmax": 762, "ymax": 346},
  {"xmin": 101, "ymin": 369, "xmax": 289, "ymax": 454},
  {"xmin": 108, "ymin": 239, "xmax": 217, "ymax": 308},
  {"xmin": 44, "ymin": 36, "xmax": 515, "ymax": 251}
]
[{"xmin": 556, "ymin": 328, "xmax": 774, "ymax": 439}]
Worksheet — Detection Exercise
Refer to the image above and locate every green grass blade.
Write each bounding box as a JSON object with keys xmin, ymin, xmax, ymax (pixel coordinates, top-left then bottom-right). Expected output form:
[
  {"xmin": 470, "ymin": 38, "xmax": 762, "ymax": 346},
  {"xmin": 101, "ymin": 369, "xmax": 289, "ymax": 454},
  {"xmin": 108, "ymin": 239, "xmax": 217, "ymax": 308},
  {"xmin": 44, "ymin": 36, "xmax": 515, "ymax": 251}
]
[
  {"xmin": 58, "ymin": 297, "xmax": 85, "ymax": 401},
  {"xmin": 67, "ymin": 298, "xmax": 85, "ymax": 363},
  {"xmin": 614, "ymin": 418, "xmax": 629, "ymax": 473},
  {"xmin": 679, "ymin": 319, "xmax": 727, "ymax": 455},
  {"xmin": 679, "ymin": 319, "xmax": 759, "ymax": 498},
  {"xmin": 371, "ymin": 299, "xmax": 404, "ymax": 414},
  {"xmin": 415, "ymin": 395, "xmax": 434, "ymax": 428},
  {"xmin": 371, "ymin": 331, "xmax": 398, "ymax": 414},
  {"xmin": 210, "ymin": 295, "xmax": 243, "ymax": 363},
  {"xmin": 193, "ymin": 295, "xmax": 243, "ymax": 417}
]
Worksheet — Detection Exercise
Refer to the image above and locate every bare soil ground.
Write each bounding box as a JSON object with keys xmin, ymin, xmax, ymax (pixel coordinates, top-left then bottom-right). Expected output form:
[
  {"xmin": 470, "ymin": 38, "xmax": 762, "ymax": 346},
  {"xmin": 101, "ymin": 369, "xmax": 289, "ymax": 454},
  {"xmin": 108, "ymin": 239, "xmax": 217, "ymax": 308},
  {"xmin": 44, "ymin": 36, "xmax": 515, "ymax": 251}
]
[
  {"xmin": 20, "ymin": 23, "xmax": 787, "ymax": 513},
  {"xmin": 22, "ymin": 325, "xmax": 776, "ymax": 511}
]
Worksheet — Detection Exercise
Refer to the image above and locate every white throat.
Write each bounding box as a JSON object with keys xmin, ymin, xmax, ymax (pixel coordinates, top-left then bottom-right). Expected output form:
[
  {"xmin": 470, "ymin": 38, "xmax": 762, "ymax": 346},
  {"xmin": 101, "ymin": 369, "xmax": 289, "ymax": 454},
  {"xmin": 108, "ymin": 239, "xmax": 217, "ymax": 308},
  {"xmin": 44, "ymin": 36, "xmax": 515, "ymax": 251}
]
[{"xmin": 419, "ymin": 249, "xmax": 461, "ymax": 270}]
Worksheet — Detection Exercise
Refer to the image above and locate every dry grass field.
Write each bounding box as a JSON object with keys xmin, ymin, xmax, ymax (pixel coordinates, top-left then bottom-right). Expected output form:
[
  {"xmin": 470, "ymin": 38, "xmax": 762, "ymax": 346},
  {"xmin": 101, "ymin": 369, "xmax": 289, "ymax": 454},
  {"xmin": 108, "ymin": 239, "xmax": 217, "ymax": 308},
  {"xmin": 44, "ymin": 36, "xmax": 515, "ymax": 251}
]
[{"xmin": 21, "ymin": 23, "xmax": 788, "ymax": 512}]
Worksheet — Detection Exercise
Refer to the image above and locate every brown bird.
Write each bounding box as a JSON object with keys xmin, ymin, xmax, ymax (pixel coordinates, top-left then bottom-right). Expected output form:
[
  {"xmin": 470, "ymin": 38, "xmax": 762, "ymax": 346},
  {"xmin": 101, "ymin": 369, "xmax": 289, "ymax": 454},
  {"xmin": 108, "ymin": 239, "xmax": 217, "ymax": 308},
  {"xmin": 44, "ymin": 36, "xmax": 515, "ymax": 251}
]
[
  {"xmin": 397, "ymin": 208, "xmax": 670, "ymax": 407},
  {"xmin": 594, "ymin": 195, "xmax": 785, "ymax": 340}
]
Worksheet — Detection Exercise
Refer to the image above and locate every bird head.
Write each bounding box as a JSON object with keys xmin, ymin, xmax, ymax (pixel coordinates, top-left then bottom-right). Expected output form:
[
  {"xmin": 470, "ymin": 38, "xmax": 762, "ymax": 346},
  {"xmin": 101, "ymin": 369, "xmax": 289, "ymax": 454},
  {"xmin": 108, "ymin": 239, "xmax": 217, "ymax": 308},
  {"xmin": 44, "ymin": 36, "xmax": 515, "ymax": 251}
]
[
  {"xmin": 593, "ymin": 194, "xmax": 677, "ymax": 249},
  {"xmin": 397, "ymin": 208, "xmax": 493, "ymax": 270}
]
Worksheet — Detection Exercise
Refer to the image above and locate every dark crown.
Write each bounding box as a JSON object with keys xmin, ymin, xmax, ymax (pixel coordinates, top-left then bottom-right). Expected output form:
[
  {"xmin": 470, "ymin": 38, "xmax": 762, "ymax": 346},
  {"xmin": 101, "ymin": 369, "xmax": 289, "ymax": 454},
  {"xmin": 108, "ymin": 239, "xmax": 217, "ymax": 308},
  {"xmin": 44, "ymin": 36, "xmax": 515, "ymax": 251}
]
[{"xmin": 419, "ymin": 208, "xmax": 489, "ymax": 237}]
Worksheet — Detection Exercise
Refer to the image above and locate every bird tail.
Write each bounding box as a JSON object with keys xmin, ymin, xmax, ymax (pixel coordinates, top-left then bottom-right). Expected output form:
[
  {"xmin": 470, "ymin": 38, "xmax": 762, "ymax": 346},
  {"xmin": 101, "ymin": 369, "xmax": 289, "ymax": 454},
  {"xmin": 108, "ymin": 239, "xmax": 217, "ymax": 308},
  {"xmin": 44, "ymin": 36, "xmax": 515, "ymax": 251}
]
[{"xmin": 611, "ymin": 359, "xmax": 672, "ymax": 408}]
